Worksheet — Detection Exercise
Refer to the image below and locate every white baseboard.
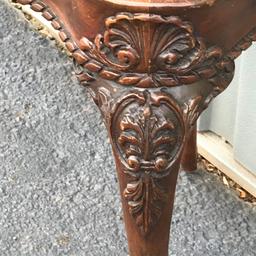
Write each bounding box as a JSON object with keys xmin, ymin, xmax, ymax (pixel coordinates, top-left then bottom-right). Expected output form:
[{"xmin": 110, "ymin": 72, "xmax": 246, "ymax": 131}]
[{"xmin": 198, "ymin": 131, "xmax": 256, "ymax": 198}]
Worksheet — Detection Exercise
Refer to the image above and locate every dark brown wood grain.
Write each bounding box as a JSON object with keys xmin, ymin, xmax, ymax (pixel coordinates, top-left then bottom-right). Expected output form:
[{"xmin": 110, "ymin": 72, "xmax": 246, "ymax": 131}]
[{"xmin": 15, "ymin": 0, "xmax": 256, "ymax": 255}]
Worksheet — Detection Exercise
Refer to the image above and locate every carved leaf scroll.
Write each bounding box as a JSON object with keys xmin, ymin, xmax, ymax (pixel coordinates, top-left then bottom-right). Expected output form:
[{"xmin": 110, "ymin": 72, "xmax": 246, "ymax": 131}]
[
  {"xmin": 124, "ymin": 177, "xmax": 168, "ymax": 235},
  {"xmin": 111, "ymin": 90, "xmax": 185, "ymax": 235}
]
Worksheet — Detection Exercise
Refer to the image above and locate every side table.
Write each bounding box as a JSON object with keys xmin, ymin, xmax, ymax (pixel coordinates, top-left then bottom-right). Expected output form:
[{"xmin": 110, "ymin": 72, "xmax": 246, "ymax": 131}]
[{"xmin": 14, "ymin": 0, "xmax": 256, "ymax": 255}]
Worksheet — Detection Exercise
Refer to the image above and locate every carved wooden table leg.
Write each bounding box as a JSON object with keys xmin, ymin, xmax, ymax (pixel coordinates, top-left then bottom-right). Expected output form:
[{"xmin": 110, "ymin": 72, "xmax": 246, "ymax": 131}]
[
  {"xmin": 88, "ymin": 78, "xmax": 216, "ymax": 255},
  {"xmin": 15, "ymin": 0, "xmax": 256, "ymax": 255},
  {"xmin": 181, "ymin": 124, "xmax": 198, "ymax": 172},
  {"xmin": 75, "ymin": 12, "xmax": 235, "ymax": 253},
  {"xmin": 90, "ymin": 81, "xmax": 185, "ymax": 256}
]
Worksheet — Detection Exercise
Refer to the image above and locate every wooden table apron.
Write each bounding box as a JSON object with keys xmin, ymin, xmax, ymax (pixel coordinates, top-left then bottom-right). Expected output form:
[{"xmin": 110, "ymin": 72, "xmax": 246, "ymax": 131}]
[{"xmin": 15, "ymin": 0, "xmax": 256, "ymax": 255}]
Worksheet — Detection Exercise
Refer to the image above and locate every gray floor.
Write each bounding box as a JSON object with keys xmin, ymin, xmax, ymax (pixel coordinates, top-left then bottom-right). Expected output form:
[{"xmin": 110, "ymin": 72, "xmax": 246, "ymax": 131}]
[{"xmin": 0, "ymin": 1, "xmax": 256, "ymax": 255}]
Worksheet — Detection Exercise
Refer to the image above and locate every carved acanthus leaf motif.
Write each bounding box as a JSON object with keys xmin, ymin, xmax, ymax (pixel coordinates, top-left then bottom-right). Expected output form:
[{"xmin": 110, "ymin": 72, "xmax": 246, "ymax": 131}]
[
  {"xmin": 111, "ymin": 90, "xmax": 185, "ymax": 235},
  {"xmin": 124, "ymin": 177, "xmax": 168, "ymax": 235}
]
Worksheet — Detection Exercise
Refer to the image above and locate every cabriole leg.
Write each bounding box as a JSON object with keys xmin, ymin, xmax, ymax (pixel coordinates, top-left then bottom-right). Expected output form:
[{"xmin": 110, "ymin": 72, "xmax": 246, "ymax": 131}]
[
  {"xmin": 73, "ymin": 11, "xmax": 235, "ymax": 256},
  {"xmin": 87, "ymin": 79, "xmax": 214, "ymax": 256}
]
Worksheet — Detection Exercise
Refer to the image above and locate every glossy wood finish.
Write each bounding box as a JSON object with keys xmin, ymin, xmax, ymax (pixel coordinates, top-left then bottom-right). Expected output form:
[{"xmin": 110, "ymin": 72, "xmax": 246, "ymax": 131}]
[{"xmin": 15, "ymin": 0, "xmax": 256, "ymax": 255}]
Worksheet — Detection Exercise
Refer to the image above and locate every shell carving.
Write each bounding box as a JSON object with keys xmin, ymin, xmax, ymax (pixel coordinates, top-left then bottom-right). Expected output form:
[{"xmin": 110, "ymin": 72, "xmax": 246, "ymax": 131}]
[
  {"xmin": 78, "ymin": 13, "xmax": 234, "ymax": 88},
  {"xmin": 95, "ymin": 14, "xmax": 204, "ymax": 74}
]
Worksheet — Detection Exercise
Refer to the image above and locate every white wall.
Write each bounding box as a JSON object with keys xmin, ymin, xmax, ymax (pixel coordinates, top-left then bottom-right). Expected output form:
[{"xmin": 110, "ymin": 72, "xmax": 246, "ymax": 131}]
[{"xmin": 199, "ymin": 43, "xmax": 256, "ymax": 174}]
